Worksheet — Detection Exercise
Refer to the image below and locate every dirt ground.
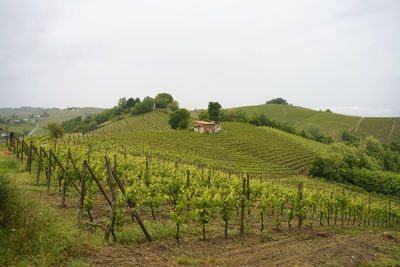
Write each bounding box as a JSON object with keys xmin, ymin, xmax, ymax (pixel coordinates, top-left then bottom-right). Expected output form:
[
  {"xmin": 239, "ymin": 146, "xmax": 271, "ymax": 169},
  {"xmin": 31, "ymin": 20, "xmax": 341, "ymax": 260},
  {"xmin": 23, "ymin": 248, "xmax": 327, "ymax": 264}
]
[
  {"xmin": 81, "ymin": 230, "xmax": 400, "ymax": 267},
  {"xmin": 0, "ymin": 150, "xmax": 13, "ymax": 155},
  {"xmin": 37, "ymin": 188, "xmax": 400, "ymax": 267}
]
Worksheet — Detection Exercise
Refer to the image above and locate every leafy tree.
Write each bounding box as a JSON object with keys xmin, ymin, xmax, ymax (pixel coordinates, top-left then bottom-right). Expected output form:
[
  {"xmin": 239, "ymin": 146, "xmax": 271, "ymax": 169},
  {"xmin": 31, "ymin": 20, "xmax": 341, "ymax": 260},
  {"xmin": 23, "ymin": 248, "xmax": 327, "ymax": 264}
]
[
  {"xmin": 169, "ymin": 108, "xmax": 191, "ymax": 129},
  {"xmin": 132, "ymin": 97, "xmax": 154, "ymax": 115},
  {"xmin": 155, "ymin": 93, "xmax": 174, "ymax": 109},
  {"xmin": 208, "ymin": 102, "xmax": 222, "ymax": 122},
  {"xmin": 266, "ymin": 98, "xmax": 289, "ymax": 105},
  {"xmin": 118, "ymin": 97, "xmax": 127, "ymax": 109},
  {"xmin": 167, "ymin": 100, "xmax": 179, "ymax": 111},
  {"xmin": 342, "ymin": 130, "xmax": 360, "ymax": 143},
  {"xmin": 197, "ymin": 111, "xmax": 210, "ymax": 121},
  {"xmin": 44, "ymin": 122, "xmax": 64, "ymax": 139},
  {"xmin": 126, "ymin": 97, "xmax": 136, "ymax": 108}
]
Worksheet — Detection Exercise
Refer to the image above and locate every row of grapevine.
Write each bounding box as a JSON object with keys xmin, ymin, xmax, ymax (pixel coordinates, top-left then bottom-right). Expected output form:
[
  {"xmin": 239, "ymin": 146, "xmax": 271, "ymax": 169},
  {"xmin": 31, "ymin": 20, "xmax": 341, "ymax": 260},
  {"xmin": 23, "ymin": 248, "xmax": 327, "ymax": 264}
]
[{"xmin": 8, "ymin": 135, "xmax": 400, "ymax": 245}]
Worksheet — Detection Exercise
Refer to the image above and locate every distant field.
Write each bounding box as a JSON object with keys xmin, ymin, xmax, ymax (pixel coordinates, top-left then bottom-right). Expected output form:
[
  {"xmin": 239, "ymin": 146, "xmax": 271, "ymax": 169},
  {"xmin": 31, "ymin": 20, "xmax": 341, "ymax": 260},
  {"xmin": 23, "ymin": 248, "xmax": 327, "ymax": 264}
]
[
  {"xmin": 94, "ymin": 110, "xmax": 170, "ymax": 134},
  {"xmin": 0, "ymin": 107, "xmax": 46, "ymax": 117},
  {"xmin": 228, "ymin": 104, "xmax": 400, "ymax": 143},
  {"xmin": 354, "ymin": 117, "xmax": 400, "ymax": 144},
  {"xmin": 231, "ymin": 104, "xmax": 318, "ymax": 125},
  {"xmin": 36, "ymin": 107, "xmax": 103, "ymax": 134},
  {"xmin": 0, "ymin": 122, "xmax": 35, "ymax": 136},
  {"xmin": 94, "ymin": 121, "xmax": 323, "ymax": 176}
]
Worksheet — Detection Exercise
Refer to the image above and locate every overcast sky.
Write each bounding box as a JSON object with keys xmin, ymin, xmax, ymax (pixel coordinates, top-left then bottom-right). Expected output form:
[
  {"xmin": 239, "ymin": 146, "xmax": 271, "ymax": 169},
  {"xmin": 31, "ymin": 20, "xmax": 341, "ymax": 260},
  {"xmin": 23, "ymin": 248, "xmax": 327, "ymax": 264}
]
[{"xmin": 0, "ymin": 0, "xmax": 399, "ymax": 117}]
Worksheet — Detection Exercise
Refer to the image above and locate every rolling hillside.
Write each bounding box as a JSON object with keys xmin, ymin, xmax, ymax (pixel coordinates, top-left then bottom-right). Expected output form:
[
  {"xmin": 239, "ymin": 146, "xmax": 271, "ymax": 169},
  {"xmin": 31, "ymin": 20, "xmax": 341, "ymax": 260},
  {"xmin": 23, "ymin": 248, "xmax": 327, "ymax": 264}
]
[
  {"xmin": 35, "ymin": 107, "xmax": 103, "ymax": 134},
  {"xmin": 229, "ymin": 104, "xmax": 400, "ymax": 143},
  {"xmin": 94, "ymin": 119, "xmax": 325, "ymax": 176},
  {"xmin": 94, "ymin": 110, "xmax": 170, "ymax": 134}
]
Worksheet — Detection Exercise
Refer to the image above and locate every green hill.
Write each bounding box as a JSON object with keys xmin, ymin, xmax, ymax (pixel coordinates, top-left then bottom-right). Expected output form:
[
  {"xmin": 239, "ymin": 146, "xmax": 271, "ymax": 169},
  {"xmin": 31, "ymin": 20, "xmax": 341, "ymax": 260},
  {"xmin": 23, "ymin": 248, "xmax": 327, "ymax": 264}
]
[
  {"xmin": 35, "ymin": 107, "xmax": 103, "ymax": 135},
  {"xmin": 229, "ymin": 104, "xmax": 400, "ymax": 143},
  {"xmin": 94, "ymin": 110, "xmax": 170, "ymax": 134},
  {"xmin": 94, "ymin": 121, "xmax": 325, "ymax": 176}
]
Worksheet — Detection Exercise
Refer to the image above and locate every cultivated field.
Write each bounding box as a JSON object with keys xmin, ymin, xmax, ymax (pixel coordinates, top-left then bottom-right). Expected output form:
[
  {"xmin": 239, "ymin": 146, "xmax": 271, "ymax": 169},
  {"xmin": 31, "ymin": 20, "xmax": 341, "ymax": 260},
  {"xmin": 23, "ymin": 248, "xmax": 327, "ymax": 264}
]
[{"xmin": 229, "ymin": 104, "xmax": 400, "ymax": 143}]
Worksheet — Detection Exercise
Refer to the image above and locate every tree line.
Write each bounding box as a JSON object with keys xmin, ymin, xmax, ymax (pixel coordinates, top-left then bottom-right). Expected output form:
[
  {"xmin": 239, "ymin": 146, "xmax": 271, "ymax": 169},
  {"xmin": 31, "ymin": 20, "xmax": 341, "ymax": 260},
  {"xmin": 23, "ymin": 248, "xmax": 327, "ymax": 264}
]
[
  {"xmin": 310, "ymin": 136, "xmax": 400, "ymax": 199},
  {"xmin": 62, "ymin": 93, "xmax": 178, "ymax": 134}
]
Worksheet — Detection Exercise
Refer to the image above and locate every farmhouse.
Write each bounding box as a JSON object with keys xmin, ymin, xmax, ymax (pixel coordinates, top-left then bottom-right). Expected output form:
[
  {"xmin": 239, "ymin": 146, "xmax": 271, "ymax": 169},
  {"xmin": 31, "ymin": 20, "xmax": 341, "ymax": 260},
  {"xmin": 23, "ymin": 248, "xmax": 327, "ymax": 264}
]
[{"xmin": 193, "ymin": 121, "xmax": 221, "ymax": 133}]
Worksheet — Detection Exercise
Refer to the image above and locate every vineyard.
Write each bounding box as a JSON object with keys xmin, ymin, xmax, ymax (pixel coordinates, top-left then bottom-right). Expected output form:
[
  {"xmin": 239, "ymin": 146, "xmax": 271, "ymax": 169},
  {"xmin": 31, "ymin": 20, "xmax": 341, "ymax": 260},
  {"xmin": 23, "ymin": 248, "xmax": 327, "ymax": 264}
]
[
  {"xmin": 94, "ymin": 110, "xmax": 170, "ymax": 134},
  {"xmin": 6, "ymin": 136, "xmax": 400, "ymax": 245},
  {"xmin": 91, "ymin": 122, "xmax": 327, "ymax": 176},
  {"xmin": 229, "ymin": 104, "xmax": 400, "ymax": 143}
]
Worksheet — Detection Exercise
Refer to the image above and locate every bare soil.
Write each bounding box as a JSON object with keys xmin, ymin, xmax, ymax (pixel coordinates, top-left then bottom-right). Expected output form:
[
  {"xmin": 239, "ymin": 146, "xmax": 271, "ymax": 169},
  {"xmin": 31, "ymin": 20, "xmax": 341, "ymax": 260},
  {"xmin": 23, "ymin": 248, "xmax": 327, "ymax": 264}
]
[{"xmin": 0, "ymin": 150, "xmax": 13, "ymax": 155}]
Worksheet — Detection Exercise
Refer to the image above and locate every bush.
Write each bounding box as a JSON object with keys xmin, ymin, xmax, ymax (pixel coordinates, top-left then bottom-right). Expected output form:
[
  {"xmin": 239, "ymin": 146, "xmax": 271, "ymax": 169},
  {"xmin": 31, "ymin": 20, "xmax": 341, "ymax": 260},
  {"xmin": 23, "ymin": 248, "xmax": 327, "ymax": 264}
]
[{"xmin": 169, "ymin": 109, "xmax": 191, "ymax": 129}]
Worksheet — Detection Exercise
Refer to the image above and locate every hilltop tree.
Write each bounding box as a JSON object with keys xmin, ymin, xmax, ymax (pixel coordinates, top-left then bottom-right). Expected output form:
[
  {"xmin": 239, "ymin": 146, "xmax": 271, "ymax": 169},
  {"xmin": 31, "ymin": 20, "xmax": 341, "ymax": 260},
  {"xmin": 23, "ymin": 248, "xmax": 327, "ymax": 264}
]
[
  {"xmin": 155, "ymin": 93, "xmax": 174, "ymax": 109},
  {"xmin": 126, "ymin": 97, "xmax": 136, "ymax": 108},
  {"xmin": 208, "ymin": 102, "xmax": 222, "ymax": 122},
  {"xmin": 197, "ymin": 111, "xmax": 210, "ymax": 121},
  {"xmin": 132, "ymin": 96, "xmax": 154, "ymax": 115},
  {"xmin": 167, "ymin": 100, "xmax": 179, "ymax": 111},
  {"xmin": 44, "ymin": 122, "xmax": 64, "ymax": 139},
  {"xmin": 169, "ymin": 108, "xmax": 191, "ymax": 129},
  {"xmin": 266, "ymin": 98, "xmax": 289, "ymax": 105}
]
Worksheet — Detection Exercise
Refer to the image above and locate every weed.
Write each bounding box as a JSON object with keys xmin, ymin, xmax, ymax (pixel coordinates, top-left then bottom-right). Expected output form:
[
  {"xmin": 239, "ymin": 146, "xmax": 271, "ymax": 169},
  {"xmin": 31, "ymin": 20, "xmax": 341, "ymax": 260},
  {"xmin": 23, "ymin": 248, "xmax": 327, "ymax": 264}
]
[{"xmin": 261, "ymin": 230, "xmax": 277, "ymax": 242}]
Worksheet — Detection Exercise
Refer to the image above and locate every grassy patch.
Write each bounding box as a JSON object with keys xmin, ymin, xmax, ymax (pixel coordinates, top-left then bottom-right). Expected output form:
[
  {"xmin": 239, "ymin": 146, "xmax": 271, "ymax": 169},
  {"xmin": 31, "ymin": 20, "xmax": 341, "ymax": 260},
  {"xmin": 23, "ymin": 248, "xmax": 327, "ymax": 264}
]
[
  {"xmin": 261, "ymin": 230, "xmax": 277, "ymax": 242},
  {"xmin": 116, "ymin": 220, "xmax": 177, "ymax": 245},
  {"xmin": 0, "ymin": 155, "xmax": 102, "ymax": 266},
  {"xmin": 176, "ymin": 255, "xmax": 203, "ymax": 265}
]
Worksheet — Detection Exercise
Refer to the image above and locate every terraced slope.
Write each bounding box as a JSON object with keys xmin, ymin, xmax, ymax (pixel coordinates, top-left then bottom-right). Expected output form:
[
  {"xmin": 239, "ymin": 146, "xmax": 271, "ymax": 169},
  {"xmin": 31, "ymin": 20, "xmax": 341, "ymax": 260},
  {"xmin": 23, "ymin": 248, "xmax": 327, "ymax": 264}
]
[
  {"xmin": 228, "ymin": 104, "xmax": 400, "ymax": 143},
  {"xmin": 230, "ymin": 104, "xmax": 318, "ymax": 125},
  {"xmin": 95, "ymin": 122, "xmax": 324, "ymax": 176},
  {"xmin": 354, "ymin": 117, "xmax": 400, "ymax": 144},
  {"xmin": 295, "ymin": 112, "xmax": 360, "ymax": 141},
  {"xmin": 95, "ymin": 110, "xmax": 170, "ymax": 134}
]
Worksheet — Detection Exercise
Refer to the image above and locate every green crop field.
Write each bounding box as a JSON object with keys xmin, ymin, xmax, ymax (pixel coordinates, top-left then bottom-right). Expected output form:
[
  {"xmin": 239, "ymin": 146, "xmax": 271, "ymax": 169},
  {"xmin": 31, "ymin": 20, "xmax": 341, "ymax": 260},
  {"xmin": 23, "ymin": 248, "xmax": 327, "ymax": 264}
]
[
  {"xmin": 93, "ymin": 121, "xmax": 324, "ymax": 176},
  {"xmin": 228, "ymin": 104, "xmax": 400, "ymax": 143},
  {"xmin": 230, "ymin": 104, "xmax": 318, "ymax": 125},
  {"xmin": 354, "ymin": 117, "xmax": 400, "ymax": 144},
  {"xmin": 35, "ymin": 107, "xmax": 103, "ymax": 134},
  {"xmin": 94, "ymin": 110, "xmax": 170, "ymax": 134}
]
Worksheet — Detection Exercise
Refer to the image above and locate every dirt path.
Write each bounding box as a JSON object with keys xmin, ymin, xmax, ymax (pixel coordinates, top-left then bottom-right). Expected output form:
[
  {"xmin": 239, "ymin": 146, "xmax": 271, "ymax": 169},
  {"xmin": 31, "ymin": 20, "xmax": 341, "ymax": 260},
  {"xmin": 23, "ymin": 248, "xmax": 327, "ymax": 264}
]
[
  {"xmin": 387, "ymin": 119, "xmax": 397, "ymax": 143},
  {"xmin": 83, "ymin": 229, "xmax": 399, "ymax": 266},
  {"xmin": 352, "ymin": 117, "xmax": 364, "ymax": 133}
]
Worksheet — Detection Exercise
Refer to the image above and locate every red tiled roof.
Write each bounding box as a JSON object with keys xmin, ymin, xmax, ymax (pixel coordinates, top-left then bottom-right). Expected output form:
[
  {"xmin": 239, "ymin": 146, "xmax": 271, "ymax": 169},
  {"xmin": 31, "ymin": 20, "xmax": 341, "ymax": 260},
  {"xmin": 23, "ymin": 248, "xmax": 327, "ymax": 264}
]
[{"xmin": 193, "ymin": 121, "xmax": 215, "ymax": 125}]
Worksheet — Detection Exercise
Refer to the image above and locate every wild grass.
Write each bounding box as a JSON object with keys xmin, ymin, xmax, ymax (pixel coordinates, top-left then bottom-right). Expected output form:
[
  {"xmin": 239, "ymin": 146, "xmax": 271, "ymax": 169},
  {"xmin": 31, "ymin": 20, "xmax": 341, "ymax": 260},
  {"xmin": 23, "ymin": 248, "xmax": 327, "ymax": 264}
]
[{"xmin": 0, "ymin": 155, "xmax": 101, "ymax": 266}]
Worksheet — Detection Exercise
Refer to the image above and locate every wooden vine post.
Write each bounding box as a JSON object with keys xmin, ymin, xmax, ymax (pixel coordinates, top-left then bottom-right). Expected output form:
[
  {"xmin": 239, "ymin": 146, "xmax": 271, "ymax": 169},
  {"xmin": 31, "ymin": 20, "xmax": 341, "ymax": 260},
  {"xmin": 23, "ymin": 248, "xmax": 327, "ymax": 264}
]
[
  {"xmin": 297, "ymin": 182, "xmax": 304, "ymax": 228},
  {"xmin": 21, "ymin": 138, "xmax": 24, "ymax": 163},
  {"xmin": 61, "ymin": 149, "xmax": 70, "ymax": 207},
  {"xmin": 26, "ymin": 141, "xmax": 33, "ymax": 173},
  {"xmin": 104, "ymin": 156, "xmax": 117, "ymax": 243},
  {"xmin": 110, "ymin": 167, "xmax": 152, "ymax": 242},
  {"xmin": 47, "ymin": 149, "xmax": 52, "ymax": 193},
  {"xmin": 78, "ymin": 161, "xmax": 86, "ymax": 224},
  {"xmin": 240, "ymin": 176, "xmax": 246, "ymax": 235},
  {"xmin": 36, "ymin": 146, "xmax": 42, "ymax": 185},
  {"xmin": 247, "ymin": 173, "xmax": 250, "ymax": 216}
]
